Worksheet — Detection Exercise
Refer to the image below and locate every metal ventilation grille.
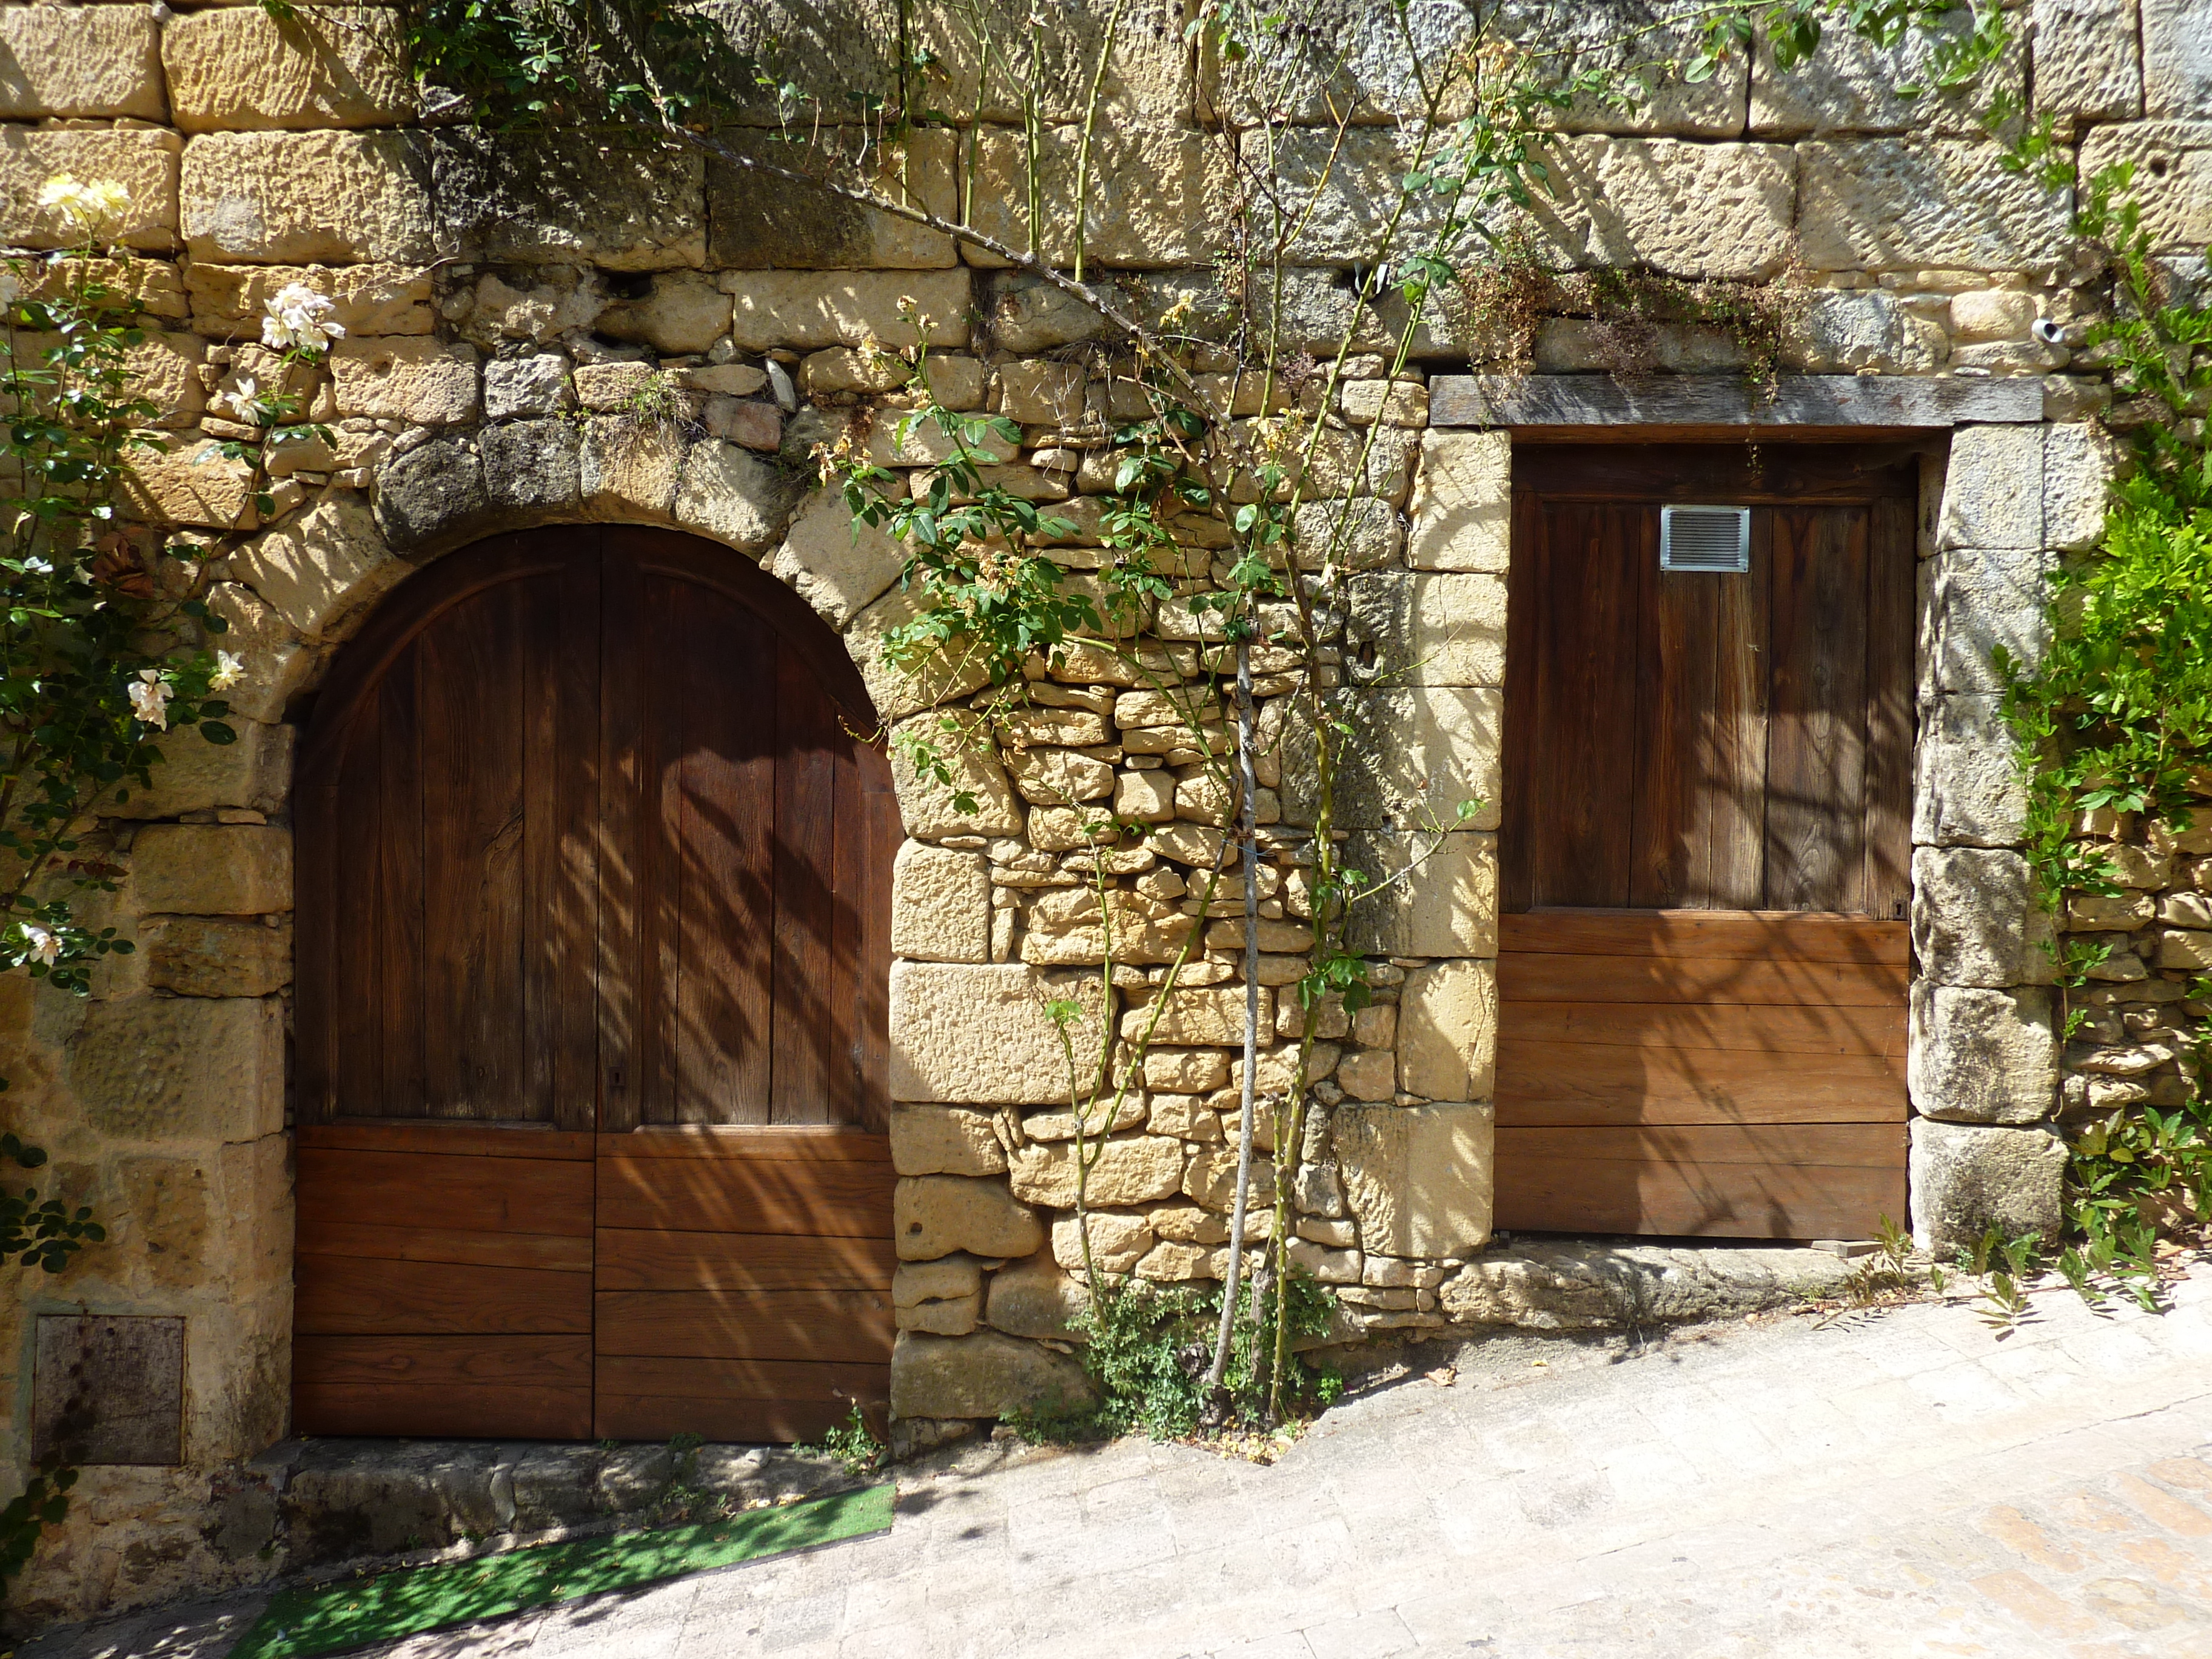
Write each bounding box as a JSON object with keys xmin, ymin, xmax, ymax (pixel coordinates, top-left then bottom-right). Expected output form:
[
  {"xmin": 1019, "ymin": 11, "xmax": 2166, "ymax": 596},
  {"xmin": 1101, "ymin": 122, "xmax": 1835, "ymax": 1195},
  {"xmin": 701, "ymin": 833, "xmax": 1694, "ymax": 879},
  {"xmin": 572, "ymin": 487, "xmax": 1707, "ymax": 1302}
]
[{"xmin": 1660, "ymin": 505, "xmax": 1751, "ymax": 573}]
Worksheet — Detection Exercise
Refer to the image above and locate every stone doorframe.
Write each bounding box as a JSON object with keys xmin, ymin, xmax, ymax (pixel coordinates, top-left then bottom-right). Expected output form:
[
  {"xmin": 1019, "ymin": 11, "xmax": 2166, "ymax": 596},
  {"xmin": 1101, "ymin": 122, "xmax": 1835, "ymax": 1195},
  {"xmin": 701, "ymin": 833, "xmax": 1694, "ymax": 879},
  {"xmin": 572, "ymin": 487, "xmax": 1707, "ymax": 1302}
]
[{"xmin": 1427, "ymin": 370, "xmax": 2096, "ymax": 1250}]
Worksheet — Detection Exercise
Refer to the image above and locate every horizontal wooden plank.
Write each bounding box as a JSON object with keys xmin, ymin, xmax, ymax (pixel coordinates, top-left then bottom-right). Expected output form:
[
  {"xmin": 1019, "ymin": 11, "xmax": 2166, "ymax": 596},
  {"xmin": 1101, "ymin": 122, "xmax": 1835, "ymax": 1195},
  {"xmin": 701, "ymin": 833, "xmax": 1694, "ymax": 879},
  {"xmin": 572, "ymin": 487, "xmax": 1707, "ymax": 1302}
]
[
  {"xmin": 1499, "ymin": 951, "xmax": 1907, "ymax": 1007},
  {"xmin": 1501, "ymin": 910, "xmax": 1909, "ymax": 965},
  {"xmin": 1496, "ymin": 1122, "xmax": 1905, "ymax": 1170},
  {"xmin": 594, "ymin": 1393, "xmax": 877, "ymax": 1446},
  {"xmin": 293, "ymin": 1334, "xmax": 593, "ymax": 1390},
  {"xmin": 596, "ymin": 1127, "xmax": 894, "ymax": 1163},
  {"xmin": 595, "ymin": 1290, "xmax": 896, "ymax": 1365},
  {"xmin": 595, "ymin": 1229, "xmax": 898, "ymax": 1294},
  {"xmin": 1495, "ymin": 1041, "xmax": 1906, "ymax": 1125},
  {"xmin": 296, "ymin": 1148, "xmax": 594, "ymax": 1238},
  {"xmin": 295, "ymin": 1256, "xmax": 592, "ymax": 1336},
  {"xmin": 294, "ymin": 1383, "xmax": 592, "ymax": 1441},
  {"xmin": 299, "ymin": 1124, "xmax": 596, "ymax": 1160},
  {"xmin": 595, "ymin": 1157, "xmax": 894, "ymax": 1238},
  {"xmin": 1433, "ymin": 374, "xmax": 2041, "ymax": 432},
  {"xmin": 295, "ymin": 1219, "xmax": 593, "ymax": 1274},
  {"xmin": 1493, "ymin": 1148, "xmax": 1907, "ymax": 1241},
  {"xmin": 1503, "ymin": 1000, "xmax": 1906, "ymax": 1057},
  {"xmin": 596, "ymin": 1354, "xmax": 890, "ymax": 1406}
]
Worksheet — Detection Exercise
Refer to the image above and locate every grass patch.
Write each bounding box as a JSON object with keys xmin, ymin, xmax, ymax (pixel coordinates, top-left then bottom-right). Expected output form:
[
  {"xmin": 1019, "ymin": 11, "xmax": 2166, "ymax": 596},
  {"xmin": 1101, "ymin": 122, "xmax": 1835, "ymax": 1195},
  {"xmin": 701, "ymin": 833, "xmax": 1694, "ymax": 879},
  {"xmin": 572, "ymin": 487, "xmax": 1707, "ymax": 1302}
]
[{"xmin": 230, "ymin": 1484, "xmax": 893, "ymax": 1659}]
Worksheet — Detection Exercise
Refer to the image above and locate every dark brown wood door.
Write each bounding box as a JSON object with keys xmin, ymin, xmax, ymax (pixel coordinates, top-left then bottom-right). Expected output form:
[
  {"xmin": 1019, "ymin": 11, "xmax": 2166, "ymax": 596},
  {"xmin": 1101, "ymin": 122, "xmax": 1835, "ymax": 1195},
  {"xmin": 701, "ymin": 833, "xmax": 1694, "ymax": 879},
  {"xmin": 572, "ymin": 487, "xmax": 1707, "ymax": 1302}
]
[
  {"xmin": 1496, "ymin": 445, "xmax": 1917, "ymax": 1240},
  {"xmin": 293, "ymin": 526, "xmax": 896, "ymax": 1441}
]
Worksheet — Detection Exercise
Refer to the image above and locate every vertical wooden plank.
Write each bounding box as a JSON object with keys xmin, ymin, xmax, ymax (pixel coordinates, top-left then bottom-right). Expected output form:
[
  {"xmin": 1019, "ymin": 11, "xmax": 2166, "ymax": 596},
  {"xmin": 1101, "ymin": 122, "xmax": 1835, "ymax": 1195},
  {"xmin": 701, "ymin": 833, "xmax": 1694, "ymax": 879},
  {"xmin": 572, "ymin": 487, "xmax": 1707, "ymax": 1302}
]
[
  {"xmin": 1766, "ymin": 506, "xmax": 1870, "ymax": 912},
  {"xmin": 329, "ymin": 699, "xmax": 385, "ymax": 1118},
  {"xmin": 1628, "ymin": 536, "xmax": 1714, "ymax": 909},
  {"xmin": 597, "ymin": 542, "xmax": 643, "ymax": 1136},
  {"xmin": 554, "ymin": 545, "xmax": 602, "ymax": 1133},
  {"xmin": 1501, "ymin": 487, "xmax": 1543, "ymax": 913},
  {"xmin": 663, "ymin": 581, "xmax": 777, "ymax": 1125},
  {"xmin": 1862, "ymin": 496, "xmax": 1915, "ymax": 922},
  {"xmin": 771, "ymin": 633, "xmax": 840, "ymax": 1124},
  {"xmin": 640, "ymin": 570, "xmax": 683, "ymax": 1127},
  {"xmin": 521, "ymin": 569, "xmax": 562, "ymax": 1127},
  {"xmin": 375, "ymin": 656, "xmax": 428, "ymax": 1116},
  {"xmin": 1524, "ymin": 501, "xmax": 1642, "ymax": 908},
  {"xmin": 1706, "ymin": 511, "xmax": 1771, "ymax": 908}
]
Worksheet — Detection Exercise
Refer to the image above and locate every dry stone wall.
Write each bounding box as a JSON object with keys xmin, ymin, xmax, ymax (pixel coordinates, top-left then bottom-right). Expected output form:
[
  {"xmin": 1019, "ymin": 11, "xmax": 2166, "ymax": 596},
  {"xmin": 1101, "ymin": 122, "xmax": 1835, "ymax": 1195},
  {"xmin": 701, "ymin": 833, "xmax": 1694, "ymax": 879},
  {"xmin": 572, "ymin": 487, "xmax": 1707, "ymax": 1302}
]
[{"xmin": 0, "ymin": 0, "xmax": 2198, "ymax": 1627}]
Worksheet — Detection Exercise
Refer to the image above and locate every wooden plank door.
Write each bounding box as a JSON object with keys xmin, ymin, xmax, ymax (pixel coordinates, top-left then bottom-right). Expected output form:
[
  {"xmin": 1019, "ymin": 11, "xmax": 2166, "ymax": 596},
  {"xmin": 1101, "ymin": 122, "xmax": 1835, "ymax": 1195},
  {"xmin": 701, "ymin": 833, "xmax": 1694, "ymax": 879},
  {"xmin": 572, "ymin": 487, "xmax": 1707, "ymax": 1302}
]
[
  {"xmin": 1496, "ymin": 445, "xmax": 1918, "ymax": 1240},
  {"xmin": 293, "ymin": 534, "xmax": 602, "ymax": 1436},
  {"xmin": 295, "ymin": 527, "xmax": 897, "ymax": 1442},
  {"xmin": 590, "ymin": 530, "xmax": 897, "ymax": 1443}
]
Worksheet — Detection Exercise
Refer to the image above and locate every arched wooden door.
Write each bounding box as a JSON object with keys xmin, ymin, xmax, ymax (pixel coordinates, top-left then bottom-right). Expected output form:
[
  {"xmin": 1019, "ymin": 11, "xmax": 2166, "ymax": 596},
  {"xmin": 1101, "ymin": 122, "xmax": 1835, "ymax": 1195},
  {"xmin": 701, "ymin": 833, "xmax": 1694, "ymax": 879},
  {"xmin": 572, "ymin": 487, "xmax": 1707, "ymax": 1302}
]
[{"xmin": 292, "ymin": 526, "xmax": 899, "ymax": 1441}]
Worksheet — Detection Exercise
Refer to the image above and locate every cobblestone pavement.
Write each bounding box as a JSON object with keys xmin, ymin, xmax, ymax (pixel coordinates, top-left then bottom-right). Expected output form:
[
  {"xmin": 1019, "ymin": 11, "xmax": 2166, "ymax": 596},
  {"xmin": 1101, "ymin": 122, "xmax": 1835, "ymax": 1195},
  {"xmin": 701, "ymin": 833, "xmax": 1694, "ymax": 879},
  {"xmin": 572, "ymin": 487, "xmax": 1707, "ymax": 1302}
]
[{"xmin": 37, "ymin": 1260, "xmax": 2212, "ymax": 1659}]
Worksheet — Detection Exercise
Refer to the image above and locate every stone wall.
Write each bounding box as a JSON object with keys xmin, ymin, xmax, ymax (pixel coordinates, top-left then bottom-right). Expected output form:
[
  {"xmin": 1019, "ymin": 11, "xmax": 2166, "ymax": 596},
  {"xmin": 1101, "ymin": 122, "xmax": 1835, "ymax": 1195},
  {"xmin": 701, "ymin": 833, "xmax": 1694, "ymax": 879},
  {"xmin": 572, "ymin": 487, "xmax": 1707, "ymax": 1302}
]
[{"xmin": 0, "ymin": 0, "xmax": 2200, "ymax": 1627}]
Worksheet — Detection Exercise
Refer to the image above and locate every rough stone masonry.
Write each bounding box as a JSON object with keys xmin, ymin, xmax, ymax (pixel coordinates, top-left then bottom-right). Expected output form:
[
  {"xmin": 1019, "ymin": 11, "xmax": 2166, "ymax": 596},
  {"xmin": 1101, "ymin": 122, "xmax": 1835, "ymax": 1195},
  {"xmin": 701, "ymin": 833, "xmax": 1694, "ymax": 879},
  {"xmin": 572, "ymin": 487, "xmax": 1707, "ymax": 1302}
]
[{"xmin": 0, "ymin": 0, "xmax": 2204, "ymax": 1631}]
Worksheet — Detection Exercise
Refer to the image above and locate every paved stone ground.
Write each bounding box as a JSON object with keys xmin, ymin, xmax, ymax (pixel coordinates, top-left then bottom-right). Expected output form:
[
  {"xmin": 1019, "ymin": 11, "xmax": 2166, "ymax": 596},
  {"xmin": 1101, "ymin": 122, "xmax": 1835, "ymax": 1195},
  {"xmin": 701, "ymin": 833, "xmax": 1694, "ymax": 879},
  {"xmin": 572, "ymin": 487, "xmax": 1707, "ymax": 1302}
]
[{"xmin": 33, "ymin": 1260, "xmax": 2212, "ymax": 1659}]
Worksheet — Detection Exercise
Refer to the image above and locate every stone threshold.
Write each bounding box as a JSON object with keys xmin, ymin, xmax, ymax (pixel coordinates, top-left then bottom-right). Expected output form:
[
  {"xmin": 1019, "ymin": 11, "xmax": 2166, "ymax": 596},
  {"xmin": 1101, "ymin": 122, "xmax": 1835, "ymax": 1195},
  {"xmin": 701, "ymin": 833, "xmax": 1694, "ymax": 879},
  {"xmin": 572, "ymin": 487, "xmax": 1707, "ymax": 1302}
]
[{"xmin": 218, "ymin": 1436, "xmax": 868, "ymax": 1590}]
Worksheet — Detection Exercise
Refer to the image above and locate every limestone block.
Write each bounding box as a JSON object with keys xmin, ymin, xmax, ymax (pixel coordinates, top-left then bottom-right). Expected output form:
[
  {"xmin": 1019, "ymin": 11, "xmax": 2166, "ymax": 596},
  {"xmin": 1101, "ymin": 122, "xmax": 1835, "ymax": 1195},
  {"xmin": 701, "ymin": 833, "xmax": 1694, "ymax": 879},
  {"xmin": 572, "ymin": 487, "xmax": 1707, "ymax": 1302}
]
[
  {"xmin": 373, "ymin": 433, "xmax": 493, "ymax": 552},
  {"xmin": 432, "ymin": 128, "xmax": 704, "ymax": 270},
  {"xmin": 68, "ymin": 995, "xmax": 284, "ymax": 1142},
  {"xmin": 890, "ymin": 962, "xmax": 1109, "ymax": 1105},
  {"xmin": 1406, "ymin": 431, "xmax": 1509, "ymax": 573},
  {"xmin": 1797, "ymin": 140, "xmax": 2073, "ymax": 272},
  {"xmin": 1929, "ymin": 546, "xmax": 2053, "ymax": 694},
  {"xmin": 481, "ymin": 418, "xmax": 581, "ymax": 517},
  {"xmin": 850, "ymin": 586, "xmax": 995, "ymax": 724},
  {"xmin": 1567, "ymin": 139, "xmax": 1797, "ymax": 278},
  {"xmin": 963, "ymin": 124, "xmax": 1233, "ymax": 269},
  {"xmin": 1439, "ymin": 1239, "xmax": 1853, "ymax": 1330},
  {"xmin": 1285, "ymin": 687, "xmax": 1502, "ymax": 836},
  {"xmin": 1346, "ymin": 571, "xmax": 1507, "ymax": 689},
  {"xmin": 163, "ymin": 7, "xmax": 415, "ymax": 132},
  {"xmin": 709, "ymin": 128, "xmax": 959, "ymax": 269},
  {"xmin": 2080, "ymin": 121, "xmax": 2212, "ymax": 252},
  {"xmin": 202, "ymin": 581, "xmax": 307, "ymax": 725},
  {"xmin": 891, "ymin": 843, "xmax": 991, "ymax": 965},
  {"xmin": 673, "ymin": 439, "xmax": 799, "ymax": 553},
  {"xmin": 1911, "ymin": 847, "xmax": 2056, "ymax": 989},
  {"xmin": 2159, "ymin": 928, "xmax": 2212, "ymax": 970},
  {"xmin": 899, "ymin": 1291, "xmax": 980, "ymax": 1335},
  {"xmin": 597, "ymin": 272, "xmax": 733, "ymax": 356},
  {"xmin": 330, "ymin": 338, "xmax": 479, "ymax": 425},
  {"xmin": 1181, "ymin": 1147, "xmax": 1273, "ymax": 1212},
  {"xmin": 115, "ymin": 1133, "xmax": 288, "ymax": 1294},
  {"xmin": 186, "ymin": 262, "xmax": 434, "ymax": 340},
  {"xmin": 893, "ymin": 1252, "xmax": 984, "ymax": 1307},
  {"xmin": 1021, "ymin": 886, "xmax": 1196, "ymax": 966},
  {"xmin": 1914, "ymin": 694, "xmax": 2029, "ymax": 849},
  {"xmin": 1938, "ymin": 426, "xmax": 2045, "ymax": 552},
  {"xmin": 1909, "ymin": 982, "xmax": 2059, "ymax": 1125},
  {"xmin": 233, "ymin": 494, "xmax": 404, "ymax": 642},
  {"xmin": 143, "ymin": 916, "xmax": 292, "ymax": 999},
  {"xmin": 889, "ymin": 1329, "xmax": 1093, "ymax": 1419},
  {"xmin": 890, "ymin": 1105, "xmax": 1007, "ymax": 1177},
  {"xmin": 181, "ymin": 130, "xmax": 434, "ymax": 264},
  {"xmin": 1292, "ymin": 497, "xmax": 1402, "ymax": 575},
  {"xmin": 118, "ymin": 436, "xmax": 252, "ymax": 530},
  {"xmin": 723, "ymin": 270, "xmax": 973, "ymax": 351},
  {"xmin": 2035, "ymin": 0, "xmax": 2145, "ymax": 122},
  {"xmin": 484, "ymin": 355, "xmax": 576, "ymax": 421},
  {"xmin": 865, "ymin": 417, "xmax": 1019, "ymax": 469},
  {"xmin": 1143, "ymin": 1048, "xmax": 1230, "ymax": 1093},
  {"xmin": 1780, "ymin": 290, "xmax": 1947, "ymax": 373},
  {"xmin": 2043, "ymin": 421, "xmax": 2120, "ymax": 553},
  {"xmin": 988, "ymin": 1254, "xmax": 1093, "ymax": 1339},
  {"xmin": 103, "ymin": 722, "xmax": 292, "ymax": 822},
  {"xmin": 579, "ymin": 417, "xmax": 683, "ymax": 523},
  {"xmin": 1006, "ymin": 748, "xmax": 1114, "ymax": 806},
  {"xmin": 0, "ymin": 6, "xmax": 163, "ymax": 118},
  {"xmin": 1750, "ymin": 12, "xmax": 2024, "ymax": 136},
  {"xmin": 131, "ymin": 824, "xmax": 292, "ymax": 915},
  {"xmin": 1909, "ymin": 1118, "xmax": 2067, "ymax": 1248},
  {"xmin": 765, "ymin": 491, "xmax": 908, "ymax": 628},
  {"xmin": 894, "ymin": 1175, "xmax": 1047, "ymax": 1261},
  {"xmin": 997, "ymin": 361, "xmax": 1088, "ymax": 427},
  {"xmin": 1343, "ymin": 831, "xmax": 1498, "ymax": 959},
  {"xmin": 0, "ymin": 126, "xmax": 178, "ymax": 252},
  {"xmin": 2143, "ymin": 0, "xmax": 2212, "ymax": 116},
  {"xmin": 1337, "ymin": 1049, "xmax": 1396, "ymax": 1101},
  {"xmin": 1332, "ymin": 1102, "xmax": 1494, "ymax": 1258},
  {"xmin": 886, "ymin": 713, "xmax": 1025, "ymax": 839},
  {"xmin": 1122, "ymin": 984, "xmax": 1270, "ymax": 1047},
  {"xmin": 1008, "ymin": 1136, "xmax": 1185, "ymax": 1207},
  {"xmin": 1398, "ymin": 959, "xmax": 1498, "ymax": 1104}
]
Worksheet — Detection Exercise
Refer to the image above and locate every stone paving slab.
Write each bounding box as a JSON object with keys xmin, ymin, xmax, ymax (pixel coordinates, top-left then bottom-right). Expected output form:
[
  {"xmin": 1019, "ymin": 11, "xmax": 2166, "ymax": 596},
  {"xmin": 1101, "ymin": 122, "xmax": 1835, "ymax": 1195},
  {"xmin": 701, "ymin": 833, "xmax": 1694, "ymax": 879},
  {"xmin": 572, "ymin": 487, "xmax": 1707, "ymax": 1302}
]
[{"xmin": 25, "ymin": 1263, "xmax": 2212, "ymax": 1659}]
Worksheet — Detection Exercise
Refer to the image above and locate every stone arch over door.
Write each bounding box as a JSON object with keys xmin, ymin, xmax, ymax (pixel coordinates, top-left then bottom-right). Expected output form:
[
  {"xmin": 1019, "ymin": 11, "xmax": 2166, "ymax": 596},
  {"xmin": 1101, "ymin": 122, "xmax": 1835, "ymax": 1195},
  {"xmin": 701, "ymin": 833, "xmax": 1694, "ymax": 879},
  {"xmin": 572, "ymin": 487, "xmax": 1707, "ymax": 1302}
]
[{"xmin": 290, "ymin": 523, "xmax": 901, "ymax": 1442}]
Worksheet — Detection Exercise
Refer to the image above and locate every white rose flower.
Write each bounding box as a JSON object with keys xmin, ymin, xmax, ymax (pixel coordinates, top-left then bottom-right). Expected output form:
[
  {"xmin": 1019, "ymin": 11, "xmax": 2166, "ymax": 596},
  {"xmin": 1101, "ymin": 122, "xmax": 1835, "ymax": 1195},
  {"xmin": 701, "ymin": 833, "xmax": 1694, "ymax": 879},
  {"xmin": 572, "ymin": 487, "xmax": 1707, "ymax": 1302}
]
[
  {"xmin": 20, "ymin": 924, "xmax": 58, "ymax": 968},
  {"xmin": 37, "ymin": 173, "xmax": 130, "ymax": 238},
  {"xmin": 210, "ymin": 650, "xmax": 244, "ymax": 691},
  {"xmin": 261, "ymin": 283, "xmax": 345, "ymax": 354},
  {"xmin": 0, "ymin": 269, "xmax": 20, "ymax": 309},
  {"xmin": 127, "ymin": 668, "xmax": 170, "ymax": 730}
]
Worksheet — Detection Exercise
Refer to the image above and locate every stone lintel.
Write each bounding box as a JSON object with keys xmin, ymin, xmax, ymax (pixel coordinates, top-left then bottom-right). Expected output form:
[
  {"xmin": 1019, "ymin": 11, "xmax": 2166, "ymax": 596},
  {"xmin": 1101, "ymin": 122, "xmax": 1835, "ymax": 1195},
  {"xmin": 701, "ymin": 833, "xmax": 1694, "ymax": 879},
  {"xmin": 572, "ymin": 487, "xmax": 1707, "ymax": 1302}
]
[{"xmin": 1429, "ymin": 373, "xmax": 2043, "ymax": 432}]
